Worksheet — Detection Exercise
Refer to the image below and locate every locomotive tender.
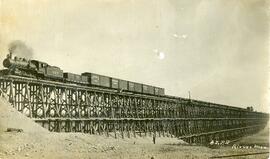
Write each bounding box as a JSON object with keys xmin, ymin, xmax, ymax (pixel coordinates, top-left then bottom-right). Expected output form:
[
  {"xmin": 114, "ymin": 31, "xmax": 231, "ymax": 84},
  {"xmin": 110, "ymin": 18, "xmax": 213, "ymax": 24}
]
[{"xmin": 2, "ymin": 53, "xmax": 165, "ymax": 96}]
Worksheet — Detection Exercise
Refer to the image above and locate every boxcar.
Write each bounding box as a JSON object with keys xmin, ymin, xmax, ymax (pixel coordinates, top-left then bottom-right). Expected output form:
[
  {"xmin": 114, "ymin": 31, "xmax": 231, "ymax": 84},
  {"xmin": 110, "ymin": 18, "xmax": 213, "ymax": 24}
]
[
  {"xmin": 119, "ymin": 79, "xmax": 128, "ymax": 90},
  {"xmin": 90, "ymin": 73, "xmax": 100, "ymax": 86},
  {"xmin": 111, "ymin": 78, "xmax": 119, "ymax": 89},
  {"xmin": 81, "ymin": 75, "xmax": 88, "ymax": 84},
  {"xmin": 100, "ymin": 75, "xmax": 110, "ymax": 87},
  {"xmin": 82, "ymin": 72, "xmax": 164, "ymax": 95},
  {"xmin": 143, "ymin": 85, "xmax": 154, "ymax": 95},
  {"xmin": 134, "ymin": 82, "xmax": 142, "ymax": 93},
  {"xmin": 111, "ymin": 78, "xmax": 128, "ymax": 90},
  {"xmin": 64, "ymin": 72, "xmax": 75, "ymax": 81},
  {"xmin": 64, "ymin": 72, "xmax": 88, "ymax": 84},
  {"xmin": 82, "ymin": 72, "xmax": 110, "ymax": 88},
  {"xmin": 154, "ymin": 87, "xmax": 165, "ymax": 96},
  {"xmin": 74, "ymin": 74, "xmax": 81, "ymax": 82},
  {"xmin": 128, "ymin": 81, "xmax": 135, "ymax": 92}
]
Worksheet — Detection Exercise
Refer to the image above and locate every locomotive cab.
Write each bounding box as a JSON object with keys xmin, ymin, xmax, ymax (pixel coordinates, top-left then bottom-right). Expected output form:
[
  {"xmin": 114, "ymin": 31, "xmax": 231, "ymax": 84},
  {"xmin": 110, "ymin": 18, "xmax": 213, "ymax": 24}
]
[
  {"xmin": 30, "ymin": 60, "xmax": 63, "ymax": 80},
  {"xmin": 30, "ymin": 60, "xmax": 48, "ymax": 75}
]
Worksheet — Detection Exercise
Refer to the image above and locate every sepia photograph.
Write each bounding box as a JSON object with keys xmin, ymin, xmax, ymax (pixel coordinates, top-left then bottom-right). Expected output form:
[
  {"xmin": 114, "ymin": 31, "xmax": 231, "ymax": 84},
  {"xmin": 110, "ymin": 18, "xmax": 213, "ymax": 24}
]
[{"xmin": 0, "ymin": 0, "xmax": 269, "ymax": 158}]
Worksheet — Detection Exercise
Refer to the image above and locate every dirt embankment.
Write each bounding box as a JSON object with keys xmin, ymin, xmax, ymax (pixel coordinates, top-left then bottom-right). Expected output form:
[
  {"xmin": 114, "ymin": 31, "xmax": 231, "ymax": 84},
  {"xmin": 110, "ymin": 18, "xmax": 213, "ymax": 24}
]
[
  {"xmin": 0, "ymin": 97, "xmax": 268, "ymax": 159},
  {"xmin": 0, "ymin": 97, "xmax": 47, "ymax": 133}
]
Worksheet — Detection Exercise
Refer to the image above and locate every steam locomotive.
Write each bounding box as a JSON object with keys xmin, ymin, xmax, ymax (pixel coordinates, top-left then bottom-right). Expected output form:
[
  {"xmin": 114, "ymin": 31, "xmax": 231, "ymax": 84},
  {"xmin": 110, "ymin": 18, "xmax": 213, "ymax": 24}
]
[{"xmin": 2, "ymin": 53, "xmax": 165, "ymax": 96}]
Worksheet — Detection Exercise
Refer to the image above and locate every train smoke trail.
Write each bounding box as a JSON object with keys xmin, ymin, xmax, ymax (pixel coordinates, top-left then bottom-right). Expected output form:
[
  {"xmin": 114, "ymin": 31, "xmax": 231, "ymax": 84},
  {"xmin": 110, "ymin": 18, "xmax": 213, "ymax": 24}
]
[{"xmin": 8, "ymin": 40, "xmax": 33, "ymax": 59}]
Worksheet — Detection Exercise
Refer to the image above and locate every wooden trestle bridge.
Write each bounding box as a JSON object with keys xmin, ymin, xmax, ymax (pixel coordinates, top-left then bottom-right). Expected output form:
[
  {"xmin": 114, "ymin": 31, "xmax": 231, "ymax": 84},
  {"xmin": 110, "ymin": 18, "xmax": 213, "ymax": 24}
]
[{"xmin": 0, "ymin": 75, "xmax": 268, "ymax": 144}]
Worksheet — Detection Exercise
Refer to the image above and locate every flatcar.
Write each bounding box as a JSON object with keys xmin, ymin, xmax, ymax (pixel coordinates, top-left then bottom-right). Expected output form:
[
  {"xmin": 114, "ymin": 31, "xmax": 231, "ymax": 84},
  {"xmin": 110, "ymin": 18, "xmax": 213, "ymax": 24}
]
[{"xmin": 2, "ymin": 53, "xmax": 165, "ymax": 96}]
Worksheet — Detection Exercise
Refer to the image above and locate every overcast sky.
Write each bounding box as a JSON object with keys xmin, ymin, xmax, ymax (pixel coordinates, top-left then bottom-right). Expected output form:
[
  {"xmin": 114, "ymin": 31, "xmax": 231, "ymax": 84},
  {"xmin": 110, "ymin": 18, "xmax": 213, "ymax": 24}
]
[{"xmin": 0, "ymin": 0, "xmax": 269, "ymax": 112}]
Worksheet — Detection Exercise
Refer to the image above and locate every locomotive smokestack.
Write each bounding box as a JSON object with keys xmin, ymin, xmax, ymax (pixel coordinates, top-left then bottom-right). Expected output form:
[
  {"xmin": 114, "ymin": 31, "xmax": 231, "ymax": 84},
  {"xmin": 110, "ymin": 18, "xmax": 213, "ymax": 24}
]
[{"xmin": 8, "ymin": 40, "xmax": 33, "ymax": 59}]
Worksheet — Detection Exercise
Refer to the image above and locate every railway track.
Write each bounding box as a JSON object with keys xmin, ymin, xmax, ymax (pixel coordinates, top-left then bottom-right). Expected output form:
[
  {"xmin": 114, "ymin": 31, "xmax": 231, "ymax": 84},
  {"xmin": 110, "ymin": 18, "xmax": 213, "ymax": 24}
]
[{"xmin": 0, "ymin": 75, "xmax": 268, "ymax": 144}]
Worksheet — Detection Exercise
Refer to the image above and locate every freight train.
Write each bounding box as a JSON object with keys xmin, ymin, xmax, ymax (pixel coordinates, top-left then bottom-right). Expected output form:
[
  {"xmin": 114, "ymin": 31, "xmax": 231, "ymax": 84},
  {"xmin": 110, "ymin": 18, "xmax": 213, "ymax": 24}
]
[{"xmin": 2, "ymin": 53, "xmax": 165, "ymax": 96}]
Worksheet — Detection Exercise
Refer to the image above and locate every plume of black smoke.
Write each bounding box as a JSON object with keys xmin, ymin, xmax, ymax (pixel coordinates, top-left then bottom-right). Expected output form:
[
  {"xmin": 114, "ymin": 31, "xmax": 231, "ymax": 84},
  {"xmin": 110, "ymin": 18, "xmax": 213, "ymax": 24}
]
[{"xmin": 8, "ymin": 40, "xmax": 33, "ymax": 59}]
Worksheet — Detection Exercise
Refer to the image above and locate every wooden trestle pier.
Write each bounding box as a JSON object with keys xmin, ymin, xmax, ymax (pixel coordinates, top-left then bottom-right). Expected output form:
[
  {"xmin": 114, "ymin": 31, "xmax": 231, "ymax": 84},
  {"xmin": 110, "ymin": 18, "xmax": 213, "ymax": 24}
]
[{"xmin": 0, "ymin": 75, "xmax": 268, "ymax": 144}]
